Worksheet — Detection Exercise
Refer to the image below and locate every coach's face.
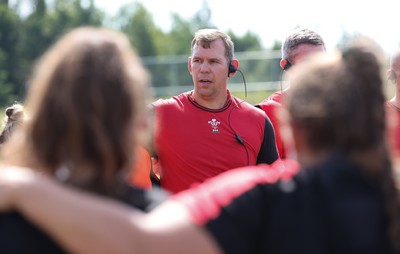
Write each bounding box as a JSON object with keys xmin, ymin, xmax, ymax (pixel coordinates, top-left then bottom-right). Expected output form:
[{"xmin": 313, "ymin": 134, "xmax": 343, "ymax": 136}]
[{"xmin": 188, "ymin": 39, "xmax": 231, "ymax": 108}]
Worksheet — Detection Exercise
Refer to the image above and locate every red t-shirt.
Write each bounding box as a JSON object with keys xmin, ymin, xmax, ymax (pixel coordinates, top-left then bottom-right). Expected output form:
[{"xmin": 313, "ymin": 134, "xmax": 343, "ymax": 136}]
[
  {"xmin": 153, "ymin": 90, "xmax": 277, "ymax": 193},
  {"xmin": 257, "ymin": 91, "xmax": 286, "ymax": 158}
]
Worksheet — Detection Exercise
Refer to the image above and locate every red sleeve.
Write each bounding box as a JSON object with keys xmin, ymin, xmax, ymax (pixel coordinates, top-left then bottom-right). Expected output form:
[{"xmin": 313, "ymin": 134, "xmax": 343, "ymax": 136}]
[
  {"xmin": 258, "ymin": 101, "xmax": 285, "ymax": 158},
  {"xmin": 172, "ymin": 159, "xmax": 299, "ymax": 225}
]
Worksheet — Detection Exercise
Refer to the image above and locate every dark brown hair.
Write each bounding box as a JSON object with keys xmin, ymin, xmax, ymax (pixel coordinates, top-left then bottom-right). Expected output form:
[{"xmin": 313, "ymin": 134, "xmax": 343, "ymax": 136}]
[
  {"xmin": 3, "ymin": 27, "xmax": 150, "ymax": 197},
  {"xmin": 286, "ymin": 38, "xmax": 400, "ymax": 250}
]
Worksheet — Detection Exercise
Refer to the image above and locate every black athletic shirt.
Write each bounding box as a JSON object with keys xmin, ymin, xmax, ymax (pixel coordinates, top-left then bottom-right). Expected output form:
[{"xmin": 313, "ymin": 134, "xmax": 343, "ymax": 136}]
[
  {"xmin": 0, "ymin": 184, "xmax": 168, "ymax": 253},
  {"xmin": 174, "ymin": 153, "xmax": 396, "ymax": 254}
]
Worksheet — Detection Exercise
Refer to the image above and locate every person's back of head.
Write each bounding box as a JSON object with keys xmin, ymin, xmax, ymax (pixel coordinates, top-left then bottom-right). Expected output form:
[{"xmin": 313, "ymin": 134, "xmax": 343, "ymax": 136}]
[
  {"xmin": 0, "ymin": 103, "xmax": 26, "ymax": 145},
  {"xmin": 281, "ymin": 28, "xmax": 326, "ymax": 62},
  {"xmin": 285, "ymin": 37, "xmax": 400, "ymax": 251},
  {"xmin": 287, "ymin": 38, "xmax": 383, "ymax": 160},
  {"xmin": 3, "ymin": 26, "xmax": 150, "ymax": 196}
]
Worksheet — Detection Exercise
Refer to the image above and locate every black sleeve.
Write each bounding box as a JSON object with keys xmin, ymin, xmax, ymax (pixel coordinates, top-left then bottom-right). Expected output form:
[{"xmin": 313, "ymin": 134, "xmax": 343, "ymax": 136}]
[
  {"xmin": 256, "ymin": 117, "xmax": 279, "ymax": 164},
  {"xmin": 117, "ymin": 185, "xmax": 169, "ymax": 212},
  {"xmin": 0, "ymin": 212, "xmax": 66, "ymax": 254},
  {"xmin": 204, "ymin": 184, "xmax": 270, "ymax": 254}
]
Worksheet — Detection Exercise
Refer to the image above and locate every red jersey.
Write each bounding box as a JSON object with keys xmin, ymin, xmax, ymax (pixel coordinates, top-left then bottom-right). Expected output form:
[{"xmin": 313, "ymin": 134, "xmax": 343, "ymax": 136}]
[
  {"xmin": 385, "ymin": 102, "xmax": 400, "ymax": 158},
  {"xmin": 257, "ymin": 91, "xmax": 286, "ymax": 158},
  {"xmin": 153, "ymin": 90, "xmax": 278, "ymax": 193}
]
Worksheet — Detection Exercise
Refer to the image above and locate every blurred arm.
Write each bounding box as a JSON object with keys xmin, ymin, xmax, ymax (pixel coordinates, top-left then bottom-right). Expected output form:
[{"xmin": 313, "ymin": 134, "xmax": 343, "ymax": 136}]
[{"xmin": 0, "ymin": 167, "xmax": 222, "ymax": 254}]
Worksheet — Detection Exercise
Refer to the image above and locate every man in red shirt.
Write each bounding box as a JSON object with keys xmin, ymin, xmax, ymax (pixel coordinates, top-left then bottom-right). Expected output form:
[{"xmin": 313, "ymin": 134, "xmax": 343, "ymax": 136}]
[
  {"xmin": 386, "ymin": 48, "xmax": 400, "ymax": 159},
  {"xmin": 152, "ymin": 29, "xmax": 278, "ymax": 193},
  {"xmin": 256, "ymin": 28, "xmax": 326, "ymax": 159}
]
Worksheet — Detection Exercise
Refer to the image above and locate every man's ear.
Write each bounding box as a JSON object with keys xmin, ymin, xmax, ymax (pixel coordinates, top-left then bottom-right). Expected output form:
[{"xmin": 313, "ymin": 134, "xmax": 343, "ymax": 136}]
[
  {"xmin": 280, "ymin": 59, "xmax": 291, "ymax": 71},
  {"xmin": 280, "ymin": 59, "xmax": 286, "ymax": 70},
  {"xmin": 228, "ymin": 59, "xmax": 239, "ymax": 78},
  {"xmin": 232, "ymin": 59, "xmax": 239, "ymax": 70},
  {"xmin": 188, "ymin": 57, "xmax": 192, "ymax": 74}
]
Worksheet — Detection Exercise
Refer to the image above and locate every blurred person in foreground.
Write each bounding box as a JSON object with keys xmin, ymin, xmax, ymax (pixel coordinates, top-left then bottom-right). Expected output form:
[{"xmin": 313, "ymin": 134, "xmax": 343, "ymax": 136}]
[
  {"xmin": 0, "ymin": 38, "xmax": 399, "ymax": 254},
  {"xmin": 0, "ymin": 26, "xmax": 168, "ymax": 253}
]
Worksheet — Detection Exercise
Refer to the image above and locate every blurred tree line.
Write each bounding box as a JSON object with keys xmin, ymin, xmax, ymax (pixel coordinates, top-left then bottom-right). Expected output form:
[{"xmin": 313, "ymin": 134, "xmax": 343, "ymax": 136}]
[{"xmin": 0, "ymin": 0, "xmax": 281, "ymax": 107}]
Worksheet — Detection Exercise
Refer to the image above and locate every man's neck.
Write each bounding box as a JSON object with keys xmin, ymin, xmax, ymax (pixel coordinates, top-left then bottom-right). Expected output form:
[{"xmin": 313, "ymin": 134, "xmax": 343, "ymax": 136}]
[{"xmin": 191, "ymin": 91, "xmax": 229, "ymax": 110}]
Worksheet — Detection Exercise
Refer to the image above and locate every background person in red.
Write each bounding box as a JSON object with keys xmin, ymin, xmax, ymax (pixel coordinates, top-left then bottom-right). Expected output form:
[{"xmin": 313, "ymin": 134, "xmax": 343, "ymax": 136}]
[
  {"xmin": 256, "ymin": 28, "xmax": 325, "ymax": 159},
  {"xmin": 152, "ymin": 29, "xmax": 278, "ymax": 194},
  {"xmin": 386, "ymin": 48, "xmax": 400, "ymax": 159}
]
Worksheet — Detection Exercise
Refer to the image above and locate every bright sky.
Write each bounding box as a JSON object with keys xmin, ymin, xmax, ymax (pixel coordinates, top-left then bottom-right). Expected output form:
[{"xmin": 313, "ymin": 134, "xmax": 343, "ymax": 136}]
[{"xmin": 94, "ymin": 0, "xmax": 400, "ymax": 55}]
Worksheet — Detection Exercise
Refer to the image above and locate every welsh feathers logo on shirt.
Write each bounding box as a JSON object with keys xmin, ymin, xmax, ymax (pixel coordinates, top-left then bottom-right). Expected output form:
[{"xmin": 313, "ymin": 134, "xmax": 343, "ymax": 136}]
[{"xmin": 208, "ymin": 118, "xmax": 220, "ymax": 133}]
